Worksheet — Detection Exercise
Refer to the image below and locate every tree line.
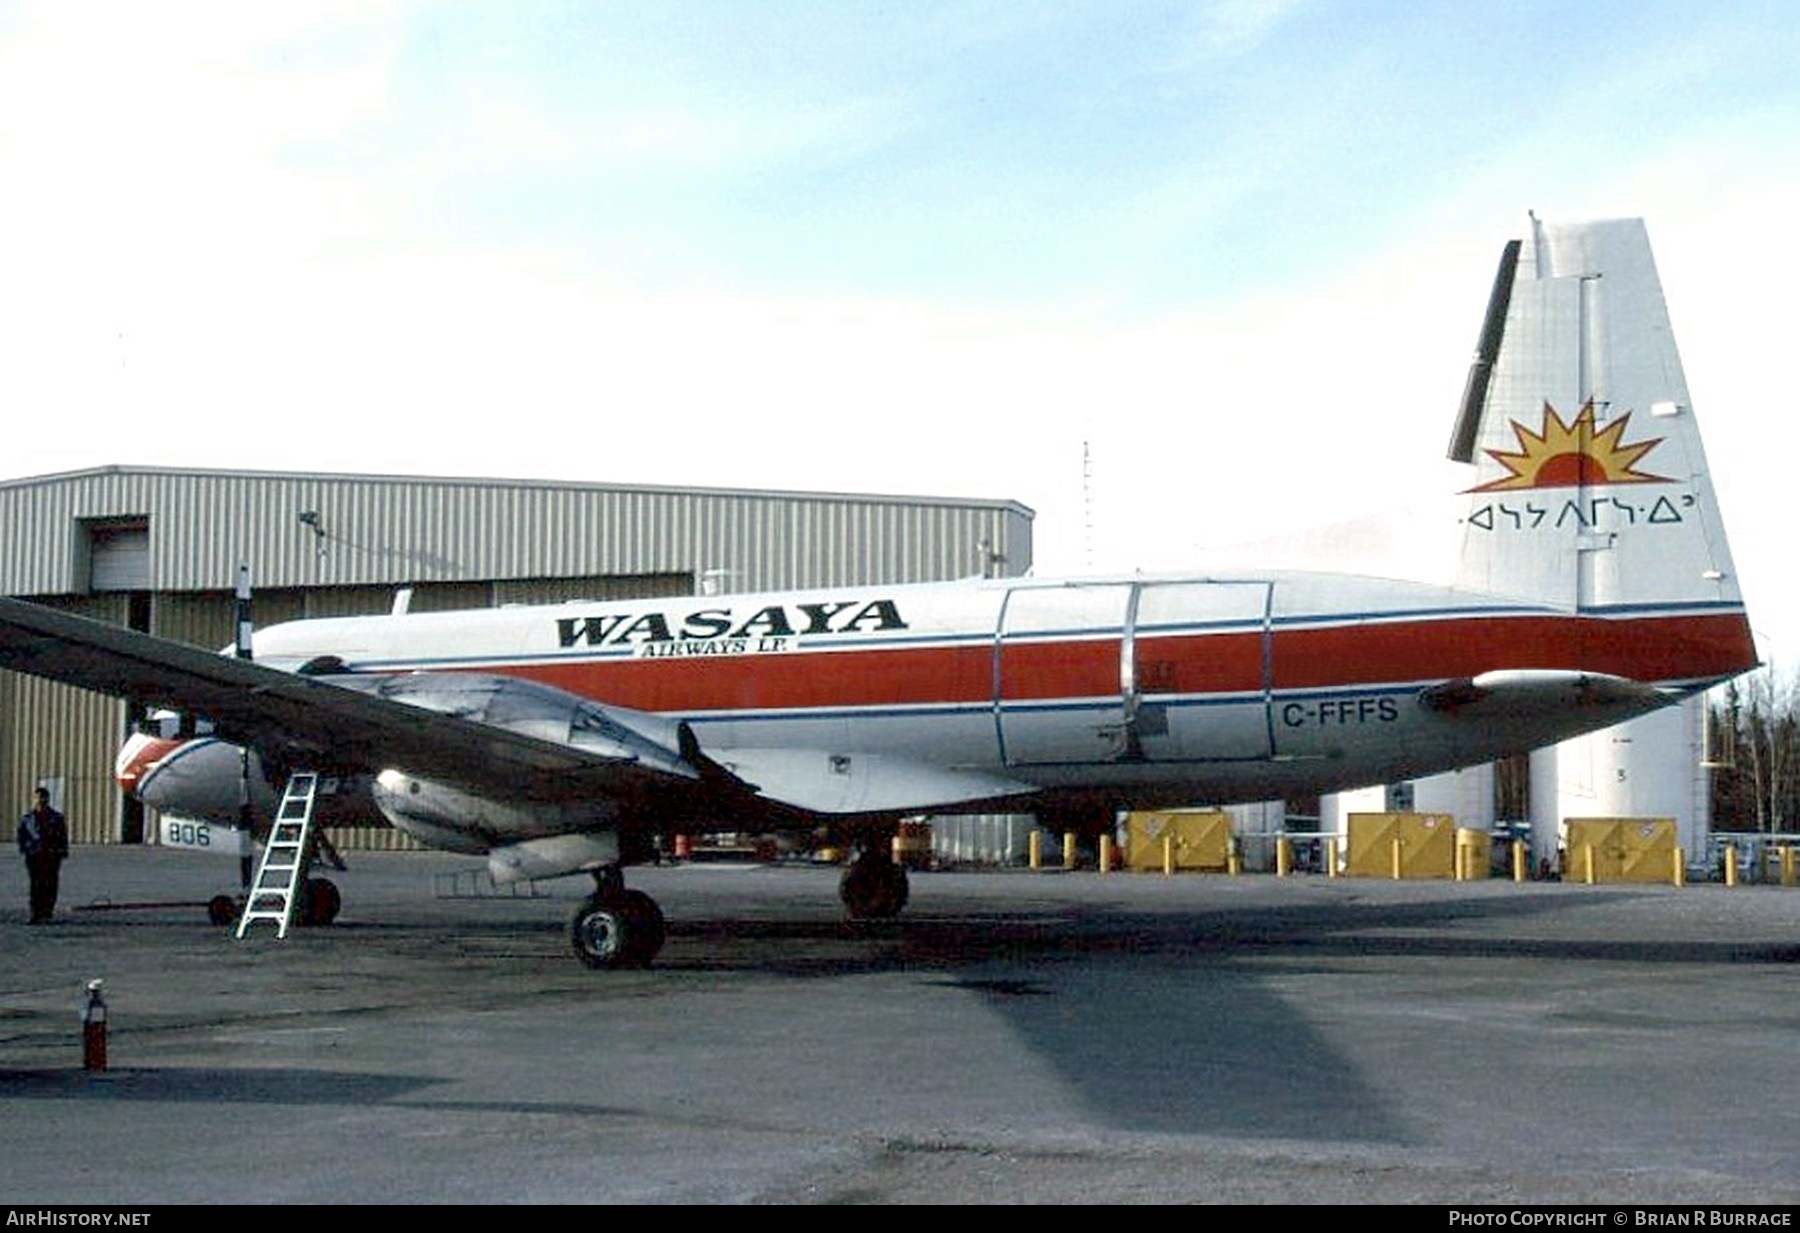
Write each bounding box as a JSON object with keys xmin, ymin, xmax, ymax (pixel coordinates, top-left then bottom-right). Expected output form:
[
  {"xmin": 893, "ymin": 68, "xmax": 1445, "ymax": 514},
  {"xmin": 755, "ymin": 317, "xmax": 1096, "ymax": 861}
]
[{"xmin": 1709, "ymin": 665, "xmax": 1800, "ymax": 833}]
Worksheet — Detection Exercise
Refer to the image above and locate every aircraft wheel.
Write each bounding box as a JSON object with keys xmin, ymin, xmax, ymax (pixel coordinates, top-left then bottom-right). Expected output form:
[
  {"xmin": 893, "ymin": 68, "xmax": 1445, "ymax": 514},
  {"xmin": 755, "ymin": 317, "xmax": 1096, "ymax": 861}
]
[
  {"xmin": 570, "ymin": 890, "xmax": 664, "ymax": 969},
  {"xmin": 206, "ymin": 894, "xmax": 240, "ymax": 927},
  {"xmin": 299, "ymin": 877, "xmax": 342, "ymax": 926},
  {"xmin": 839, "ymin": 853, "xmax": 909, "ymax": 920},
  {"xmin": 570, "ymin": 895, "xmax": 628, "ymax": 968}
]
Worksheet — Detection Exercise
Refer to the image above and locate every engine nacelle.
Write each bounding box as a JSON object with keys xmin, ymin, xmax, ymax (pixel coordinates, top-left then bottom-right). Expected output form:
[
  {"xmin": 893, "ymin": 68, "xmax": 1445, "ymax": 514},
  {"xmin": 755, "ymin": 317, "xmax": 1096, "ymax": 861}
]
[
  {"xmin": 125, "ymin": 672, "xmax": 689, "ymax": 860},
  {"xmin": 372, "ymin": 769, "xmax": 621, "ymax": 853},
  {"xmin": 487, "ymin": 832, "xmax": 622, "ymax": 884}
]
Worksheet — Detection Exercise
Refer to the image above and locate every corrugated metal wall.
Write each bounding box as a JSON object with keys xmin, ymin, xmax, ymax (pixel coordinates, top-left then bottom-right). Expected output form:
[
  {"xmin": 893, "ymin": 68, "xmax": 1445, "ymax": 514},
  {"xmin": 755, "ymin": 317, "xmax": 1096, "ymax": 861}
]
[
  {"xmin": 1, "ymin": 594, "xmax": 131, "ymax": 844},
  {"xmin": 0, "ymin": 468, "xmax": 1032, "ymax": 848},
  {"xmin": 0, "ymin": 469, "xmax": 1031, "ymax": 595}
]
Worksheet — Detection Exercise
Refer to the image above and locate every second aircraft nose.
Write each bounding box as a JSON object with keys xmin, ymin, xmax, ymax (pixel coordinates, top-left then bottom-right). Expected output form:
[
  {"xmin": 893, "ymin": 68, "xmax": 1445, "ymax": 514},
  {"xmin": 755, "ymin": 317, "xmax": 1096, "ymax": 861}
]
[{"xmin": 115, "ymin": 731, "xmax": 185, "ymax": 792}]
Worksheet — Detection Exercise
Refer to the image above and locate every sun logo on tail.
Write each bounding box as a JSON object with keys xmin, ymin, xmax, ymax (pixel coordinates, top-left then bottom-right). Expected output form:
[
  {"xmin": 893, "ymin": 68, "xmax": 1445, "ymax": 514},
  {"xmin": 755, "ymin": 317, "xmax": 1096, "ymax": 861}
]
[{"xmin": 1470, "ymin": 400, "xmax": 1669, "ymax": 492}]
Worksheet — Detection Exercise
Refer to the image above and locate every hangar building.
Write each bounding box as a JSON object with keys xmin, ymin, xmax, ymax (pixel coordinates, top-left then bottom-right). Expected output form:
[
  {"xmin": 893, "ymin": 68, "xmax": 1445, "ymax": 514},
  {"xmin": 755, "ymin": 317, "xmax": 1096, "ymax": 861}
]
[{"xmin": 0, "ymin": 466, "xmax": 1032, "ymax": 844}]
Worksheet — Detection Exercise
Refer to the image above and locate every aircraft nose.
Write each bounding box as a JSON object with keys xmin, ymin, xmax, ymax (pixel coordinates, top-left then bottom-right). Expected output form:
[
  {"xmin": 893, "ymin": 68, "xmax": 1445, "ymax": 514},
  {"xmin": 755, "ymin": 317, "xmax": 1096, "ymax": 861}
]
[{"xmin": 116, "ymin": 732, "xmax": 185, "ymax": 792}]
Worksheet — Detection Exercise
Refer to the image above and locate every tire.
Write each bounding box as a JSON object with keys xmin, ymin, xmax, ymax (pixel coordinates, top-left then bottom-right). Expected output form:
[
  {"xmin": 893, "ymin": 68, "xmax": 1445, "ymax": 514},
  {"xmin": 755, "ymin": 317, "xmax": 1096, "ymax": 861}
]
[
  {"xmin": 839, "ymin": 854, "xmax": 909, "ymax": 920},
  {"xmin": 618, "ymin": 890, "xmax": 666, "ymax": 966},
  {"xmin": 206, "ymin": 894, "xmax": 240, "ymax": 927},
  {"xmin": 570, "ymin": 890, "xmax": 667, "ymax": 969},
  {"xmin": 570, "ymin": 896, "xmax": 627, "ymax": 968},
  {"xmin": 299, "ymin": 877, "xmax": 342, "ymax": 926}
]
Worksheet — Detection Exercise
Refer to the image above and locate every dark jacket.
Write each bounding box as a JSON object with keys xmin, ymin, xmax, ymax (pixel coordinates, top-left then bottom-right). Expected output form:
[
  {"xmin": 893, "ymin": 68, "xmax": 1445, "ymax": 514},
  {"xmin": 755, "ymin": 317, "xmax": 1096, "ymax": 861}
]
[{"xmin": 17, "ymin": 807, "xmax": 69, "ymax": 861}]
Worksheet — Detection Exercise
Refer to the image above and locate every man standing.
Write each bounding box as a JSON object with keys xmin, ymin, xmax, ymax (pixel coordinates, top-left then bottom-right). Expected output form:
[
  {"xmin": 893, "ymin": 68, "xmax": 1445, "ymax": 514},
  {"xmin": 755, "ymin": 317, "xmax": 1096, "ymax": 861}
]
[{"xmin": 18, "ymin": 787, "xmax": 69, "ymax": 924}]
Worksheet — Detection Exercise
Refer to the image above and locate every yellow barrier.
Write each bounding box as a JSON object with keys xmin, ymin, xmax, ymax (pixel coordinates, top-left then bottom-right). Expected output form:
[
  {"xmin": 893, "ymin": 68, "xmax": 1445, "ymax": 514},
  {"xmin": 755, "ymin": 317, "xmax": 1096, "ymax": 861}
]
[
  {"xmin": 1563, "ymin": 818, "xmax": 1679, "ymax": 885},
  {"xmin": 1345, "ymin": 813, "xmax": 1455, "ymax": 879},
  {"xmin": 1123, "ymin": 811, "xmax": 1232, "ymax": 872}
]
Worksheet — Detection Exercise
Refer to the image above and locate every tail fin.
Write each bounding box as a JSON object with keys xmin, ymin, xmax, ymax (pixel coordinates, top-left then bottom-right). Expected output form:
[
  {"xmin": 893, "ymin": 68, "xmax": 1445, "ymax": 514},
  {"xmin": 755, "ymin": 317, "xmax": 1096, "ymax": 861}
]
[{"xmin": 1450, "ymin": 217, "xmax": 1746, "ymax": 628}]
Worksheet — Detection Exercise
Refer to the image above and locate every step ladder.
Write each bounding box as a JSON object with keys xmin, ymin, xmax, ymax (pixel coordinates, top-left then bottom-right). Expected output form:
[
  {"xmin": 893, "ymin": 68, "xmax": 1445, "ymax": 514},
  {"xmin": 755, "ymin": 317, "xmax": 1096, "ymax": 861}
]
[{"xmin": 236, "ymin": 772, "xmax": 319, "ymax": 939}]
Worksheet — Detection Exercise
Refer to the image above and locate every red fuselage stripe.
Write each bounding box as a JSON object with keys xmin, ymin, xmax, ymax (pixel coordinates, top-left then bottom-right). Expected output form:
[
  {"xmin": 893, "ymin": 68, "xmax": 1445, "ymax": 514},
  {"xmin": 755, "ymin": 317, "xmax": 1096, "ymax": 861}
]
[{"xmin": 484, "ymin": 611, "xmax": 1753, "ymax": 713}]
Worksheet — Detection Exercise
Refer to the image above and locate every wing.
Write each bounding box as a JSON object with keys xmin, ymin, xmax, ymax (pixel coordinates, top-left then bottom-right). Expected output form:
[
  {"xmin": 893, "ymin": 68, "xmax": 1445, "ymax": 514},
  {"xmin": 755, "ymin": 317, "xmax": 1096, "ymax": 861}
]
[
  {"xmin": 0, "ymin": 596, "xmax": 702, "ymax": 804},
  {"xmin": 0, "ymin": 596, "xmax": 1037, "ymax": 818}
]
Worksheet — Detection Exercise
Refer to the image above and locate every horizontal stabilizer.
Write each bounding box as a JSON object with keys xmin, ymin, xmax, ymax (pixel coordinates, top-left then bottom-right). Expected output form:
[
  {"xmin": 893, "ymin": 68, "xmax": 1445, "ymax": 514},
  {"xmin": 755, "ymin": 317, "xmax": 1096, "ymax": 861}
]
[
  {"xmin": 715, "ymin": 748, "xmax": 1037, "ymax": 817},
  {"xmin": 1417, "ymin": 669, "xmax": 1668, "ymax": 720}
]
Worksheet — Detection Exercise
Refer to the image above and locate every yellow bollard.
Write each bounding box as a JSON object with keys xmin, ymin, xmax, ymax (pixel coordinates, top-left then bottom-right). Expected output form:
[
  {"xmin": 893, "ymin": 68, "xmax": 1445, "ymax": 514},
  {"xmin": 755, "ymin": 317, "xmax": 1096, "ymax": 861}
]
[
  {"xmin": 1275, "ymin": 837, "xmax": 1291, "ymax": 877},
  {"xmin": 1725, "ymin": 846, "xmax": 1738, "ymax": 887},
  {"xmin": 1162, "ymin": 833, "xmax": 1174, "ymax": 876},
  {"xmin": 1029, "ymin": 829, "xmax": 1042, "ymax": 871},
  {"xmin": 1673, "ymin": 849, "xmax": 1685, "ymax": 887},
  {"xmin": 1783, "ymin": 846, "xmax": 1796, "ymax": 888},
  {"xmin": 1325, "ymin": 837, "xmax": 1338, "ymax": 878},
  {"xmin": 1062, "ymin": 831, "xmax": 1077, "ymax": 871},
  {"xmin": 1226, "ymin": 839, "xmax": 1242, "ymax": 876},
  {"xmin": 1098, "ymin": 834, "xmax": 1114, "ymax": 873},
  {"xmin": 1390, "ymin": 836, "xmax": 1403, "ymax": 880},
  {"xmin": 1582, "ymin": 844, "xmax": 1595, "ymax": 885},
  {"xmin": 1512, "ymin": 839, "xmax": 1527, "ymax": 884}
]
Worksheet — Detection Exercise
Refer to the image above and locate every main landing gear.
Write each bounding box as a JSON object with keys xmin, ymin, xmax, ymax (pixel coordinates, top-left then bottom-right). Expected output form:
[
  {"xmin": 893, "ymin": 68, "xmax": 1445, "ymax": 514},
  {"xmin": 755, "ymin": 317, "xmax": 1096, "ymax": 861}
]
[
  {"xmin": 569, "ymin": 866, "xmax": 666, "ymax": 969},
  {"xmin": 205, "ymin": 876, "xmax": 341, "ymax": 928},
  {"xmin": 568, "ymin": 847, "xmax": 910, "ymax": 969},
  {"xmin": 838, "ymin": 848, "xmax": 909, "ymax": 920}
]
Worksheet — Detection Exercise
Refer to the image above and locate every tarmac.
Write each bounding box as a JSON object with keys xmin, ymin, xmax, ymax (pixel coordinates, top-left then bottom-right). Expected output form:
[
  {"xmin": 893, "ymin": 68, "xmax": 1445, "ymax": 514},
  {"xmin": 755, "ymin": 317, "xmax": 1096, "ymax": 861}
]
[{"xmin": 2, "ymin": 845, "xmax": 1798, "ymax": 1205}]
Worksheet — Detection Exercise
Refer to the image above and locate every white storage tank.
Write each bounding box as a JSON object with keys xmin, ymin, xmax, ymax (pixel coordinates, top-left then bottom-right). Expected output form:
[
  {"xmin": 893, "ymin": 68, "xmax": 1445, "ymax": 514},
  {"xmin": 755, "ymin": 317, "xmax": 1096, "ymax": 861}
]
[{"xmin": 1538, "ymin": 697, "xmax": 1708, "ymax": 870}]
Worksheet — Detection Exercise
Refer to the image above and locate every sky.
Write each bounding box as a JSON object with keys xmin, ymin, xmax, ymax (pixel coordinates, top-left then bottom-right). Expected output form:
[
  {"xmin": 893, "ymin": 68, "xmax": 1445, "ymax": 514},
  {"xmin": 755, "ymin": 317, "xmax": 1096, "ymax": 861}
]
[{"xmin": 2, "ymin": 1, "xmax": 1797, "ymax": 653}]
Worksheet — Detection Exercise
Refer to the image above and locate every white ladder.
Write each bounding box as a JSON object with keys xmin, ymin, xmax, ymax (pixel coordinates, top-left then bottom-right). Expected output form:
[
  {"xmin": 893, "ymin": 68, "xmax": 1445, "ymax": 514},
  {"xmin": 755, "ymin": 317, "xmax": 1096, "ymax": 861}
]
[{"xmin": 236, "ymin": 772, "xmax": 319, "ymax": 939}]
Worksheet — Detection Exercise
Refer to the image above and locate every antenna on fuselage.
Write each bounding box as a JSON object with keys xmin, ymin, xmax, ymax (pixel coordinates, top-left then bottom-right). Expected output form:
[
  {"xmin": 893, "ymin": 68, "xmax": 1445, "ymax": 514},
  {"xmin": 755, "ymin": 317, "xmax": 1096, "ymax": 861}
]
[{"xmin": 1082, "ymin": 440, "xmax": 1094, "ymax": 570}]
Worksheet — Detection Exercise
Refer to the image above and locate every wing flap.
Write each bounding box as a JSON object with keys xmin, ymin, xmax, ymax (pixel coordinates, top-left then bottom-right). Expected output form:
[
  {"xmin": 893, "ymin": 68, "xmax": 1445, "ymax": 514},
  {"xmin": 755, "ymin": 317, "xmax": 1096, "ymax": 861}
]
[{"xmin": 713, "ymin": 747, "xmax": 1036, "ymax": 817}]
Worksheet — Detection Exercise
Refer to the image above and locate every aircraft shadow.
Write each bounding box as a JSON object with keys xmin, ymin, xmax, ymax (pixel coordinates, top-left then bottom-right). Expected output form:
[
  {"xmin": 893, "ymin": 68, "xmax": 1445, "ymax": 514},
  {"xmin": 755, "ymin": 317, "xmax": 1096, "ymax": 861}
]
[
  {"xmin": 0, "ymin": 1066, "xmax": 434, "ymax": 1105},
  {"xmin": 648, "ymin": 891, "xmax": 1800, "ymax": 1142}
]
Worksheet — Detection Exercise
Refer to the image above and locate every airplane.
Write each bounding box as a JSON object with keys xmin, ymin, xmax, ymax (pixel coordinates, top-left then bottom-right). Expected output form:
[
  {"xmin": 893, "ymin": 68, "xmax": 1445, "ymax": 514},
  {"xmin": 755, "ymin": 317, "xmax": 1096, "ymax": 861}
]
[{"xmin": 0, "ymin": 216, "xmax": 1757, "ymax": 968}]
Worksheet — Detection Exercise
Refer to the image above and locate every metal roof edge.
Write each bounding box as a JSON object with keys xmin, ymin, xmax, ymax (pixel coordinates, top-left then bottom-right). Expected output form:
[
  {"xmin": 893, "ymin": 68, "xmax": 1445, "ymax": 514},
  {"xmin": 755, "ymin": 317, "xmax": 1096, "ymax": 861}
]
[{"xmin": 0, "ymin": 463, "xmax": 1035, "ymax": 518}]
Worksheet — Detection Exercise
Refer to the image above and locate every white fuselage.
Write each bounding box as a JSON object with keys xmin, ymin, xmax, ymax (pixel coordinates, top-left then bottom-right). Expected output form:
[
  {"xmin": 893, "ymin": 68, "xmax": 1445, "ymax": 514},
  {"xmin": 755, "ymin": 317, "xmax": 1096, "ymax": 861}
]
[{"xmin": 120, "ymin": 569, "xmax": 1754, "ymax": 847}]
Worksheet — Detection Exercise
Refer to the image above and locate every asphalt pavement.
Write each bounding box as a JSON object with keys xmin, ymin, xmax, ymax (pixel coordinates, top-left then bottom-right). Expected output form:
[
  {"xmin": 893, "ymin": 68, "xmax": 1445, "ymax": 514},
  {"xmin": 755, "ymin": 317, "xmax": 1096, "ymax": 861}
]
[{"xmin": 2, "ymin": 846, "xmax": 1797, "ymax": 1205}]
